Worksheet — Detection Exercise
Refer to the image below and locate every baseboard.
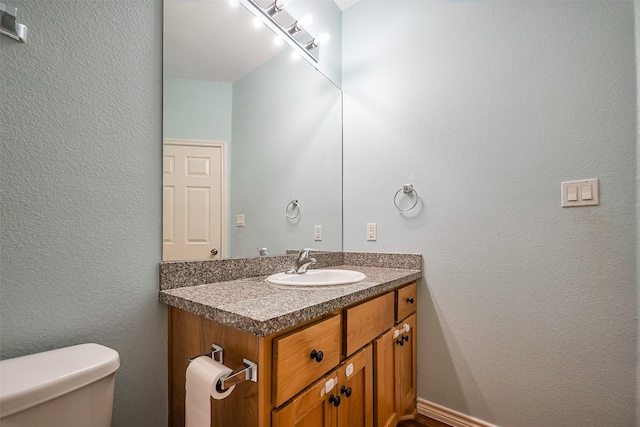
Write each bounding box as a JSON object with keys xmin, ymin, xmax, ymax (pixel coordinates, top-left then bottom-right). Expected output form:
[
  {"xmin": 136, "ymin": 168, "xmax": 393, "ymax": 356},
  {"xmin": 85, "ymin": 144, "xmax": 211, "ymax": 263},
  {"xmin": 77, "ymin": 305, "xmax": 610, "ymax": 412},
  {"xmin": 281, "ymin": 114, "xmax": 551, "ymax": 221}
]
[{"xmin": 416, "ymin": 398, "xmax": 498, "ymax": 427}]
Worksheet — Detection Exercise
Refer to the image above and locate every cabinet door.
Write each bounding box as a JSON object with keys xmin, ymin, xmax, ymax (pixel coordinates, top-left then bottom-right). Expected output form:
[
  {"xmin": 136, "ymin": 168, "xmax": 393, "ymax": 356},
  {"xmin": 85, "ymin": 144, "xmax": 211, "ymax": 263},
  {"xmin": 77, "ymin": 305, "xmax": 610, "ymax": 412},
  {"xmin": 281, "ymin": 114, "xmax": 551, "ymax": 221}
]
[
  {"xmin": 272, "ymin": 372, "xmax": 339, "ymax": 427},
  {"xmin": 337, "ymin": 345, "xmax": 373, "ymax": 427},
  {"xmin": 396, "ymin": 313, "xmax": 417, "ymax": 417},
  {"xmin": 373, "ymin": 328, "xmax": 398, "ymax": 427}
]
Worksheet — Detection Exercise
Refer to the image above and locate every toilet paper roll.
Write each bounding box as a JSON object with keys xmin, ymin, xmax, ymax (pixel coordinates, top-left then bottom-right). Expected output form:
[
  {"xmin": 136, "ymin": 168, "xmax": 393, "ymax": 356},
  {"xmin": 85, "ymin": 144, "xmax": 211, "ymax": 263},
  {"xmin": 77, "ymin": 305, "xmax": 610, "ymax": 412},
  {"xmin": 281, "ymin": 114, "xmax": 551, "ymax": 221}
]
[{"xmin": 185, "ymin": 356, "xmax": 235, "ymax": 427}]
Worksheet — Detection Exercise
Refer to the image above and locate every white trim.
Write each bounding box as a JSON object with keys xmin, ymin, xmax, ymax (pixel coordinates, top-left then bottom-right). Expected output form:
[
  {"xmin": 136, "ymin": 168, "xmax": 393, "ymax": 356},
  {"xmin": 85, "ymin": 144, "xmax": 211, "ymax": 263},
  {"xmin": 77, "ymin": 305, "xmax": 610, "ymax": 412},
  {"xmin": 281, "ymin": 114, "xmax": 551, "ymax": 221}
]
[
  {"xmin": 416, "ymin": 398, "xmax": 499, "ymax": 427},
  {"xmin": 163, "ymin": 138, "xmax": 226, "ymax": 148},
  {"xmin": 163, "ymin": 138, "xmax": 228, "ymax": 258}
]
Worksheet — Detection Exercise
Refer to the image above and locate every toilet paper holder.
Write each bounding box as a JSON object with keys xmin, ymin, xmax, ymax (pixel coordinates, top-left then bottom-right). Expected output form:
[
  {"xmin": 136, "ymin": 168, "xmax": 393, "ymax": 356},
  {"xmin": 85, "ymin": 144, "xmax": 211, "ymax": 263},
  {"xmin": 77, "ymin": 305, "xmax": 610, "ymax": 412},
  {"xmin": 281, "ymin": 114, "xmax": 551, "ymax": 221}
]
[
  {"xmin": 188, "ymin": 344, "xmax": 224, "ymax": 364},
  {"xmin": 216, "ymin": 358, "xmax": 258, "ymax": 392},
  {"xmin": 188, "ymin": 344, "xmax": 258, "ymax": 392}
]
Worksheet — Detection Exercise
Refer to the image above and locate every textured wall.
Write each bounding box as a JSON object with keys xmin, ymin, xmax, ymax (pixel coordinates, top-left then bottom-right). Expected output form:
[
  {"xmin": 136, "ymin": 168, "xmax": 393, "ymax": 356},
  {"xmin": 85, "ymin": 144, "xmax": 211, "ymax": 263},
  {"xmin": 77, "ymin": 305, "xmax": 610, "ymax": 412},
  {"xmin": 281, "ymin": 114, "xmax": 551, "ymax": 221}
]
[
  {"xmin": 0, "ymin": 1, "xmax": 166, "ymax": 426},
  {"xmin": 636, "ymin": 3, "xmax": 640, "ymax": 425},
  {"xmin": 343, "ymin": 2, "xmax": 636, "ymax": 426}
]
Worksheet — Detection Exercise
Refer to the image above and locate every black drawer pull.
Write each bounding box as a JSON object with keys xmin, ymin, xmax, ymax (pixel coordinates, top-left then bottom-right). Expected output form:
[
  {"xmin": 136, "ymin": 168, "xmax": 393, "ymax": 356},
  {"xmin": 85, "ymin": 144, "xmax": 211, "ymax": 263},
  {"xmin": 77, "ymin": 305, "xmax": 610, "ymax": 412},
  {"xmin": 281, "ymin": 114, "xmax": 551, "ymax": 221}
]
[
  {"xmin": 329, "ymin": 394, "xmax": 341, "ymax": 407},
  {"xmin": 397, "ymin": 335, "xmax": 409, "ymax": 346},
  {"xmin": 341, "ymin": 386, "xmax": 352, "ymax": 397},
  {"xmin": 406, "ymin": 297, "xmax": 414, "ymax": 304},
  {"xmin": 310, "ymin": 349, "xmax": 324, "ymax": 362}
]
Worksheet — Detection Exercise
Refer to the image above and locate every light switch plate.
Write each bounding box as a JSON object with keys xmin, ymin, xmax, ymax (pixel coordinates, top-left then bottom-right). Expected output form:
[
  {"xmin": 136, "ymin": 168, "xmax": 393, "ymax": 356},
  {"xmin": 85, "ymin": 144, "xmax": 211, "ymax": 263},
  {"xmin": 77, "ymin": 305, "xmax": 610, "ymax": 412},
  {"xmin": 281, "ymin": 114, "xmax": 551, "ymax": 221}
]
[
  {"xmin": 561, "ymin": 179, "xmax": 598, "ymax": 207},
  {"xmin": 314, "ymin": 225, "xmax": 322, "ymax": 241},
  {"xmin": 236, "ymin": 214, "xmax": 245, "ymax": 226},
  {"xmin": 367, "ymin": 223, "xmax": 377, "ymax": 241}
]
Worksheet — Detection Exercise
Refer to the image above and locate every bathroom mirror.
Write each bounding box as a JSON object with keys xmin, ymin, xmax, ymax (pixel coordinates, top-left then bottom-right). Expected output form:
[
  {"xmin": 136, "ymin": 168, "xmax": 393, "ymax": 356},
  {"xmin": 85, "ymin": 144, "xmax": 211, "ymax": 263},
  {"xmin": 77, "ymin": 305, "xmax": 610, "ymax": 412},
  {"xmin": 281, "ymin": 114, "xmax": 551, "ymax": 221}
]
[{"xmin": 163, "ymin": 0, "xmax": 342, "ymax": 261}]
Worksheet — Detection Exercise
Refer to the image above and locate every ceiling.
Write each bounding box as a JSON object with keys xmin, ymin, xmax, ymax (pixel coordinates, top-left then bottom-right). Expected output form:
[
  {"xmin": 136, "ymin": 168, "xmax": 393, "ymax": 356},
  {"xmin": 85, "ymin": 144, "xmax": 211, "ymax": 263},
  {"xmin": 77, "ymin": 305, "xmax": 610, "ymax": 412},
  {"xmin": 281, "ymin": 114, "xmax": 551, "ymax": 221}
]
[
  {"xmin": 164, "ymin": 1, "xmax": 287, "ymax": 82},
  {"xmin": 164, "ymin": 0, "xmax": 359, "ymax": 83},
  {"xmin": 333, "ymin": 0, "xmax": 359, "ymax": 11}
]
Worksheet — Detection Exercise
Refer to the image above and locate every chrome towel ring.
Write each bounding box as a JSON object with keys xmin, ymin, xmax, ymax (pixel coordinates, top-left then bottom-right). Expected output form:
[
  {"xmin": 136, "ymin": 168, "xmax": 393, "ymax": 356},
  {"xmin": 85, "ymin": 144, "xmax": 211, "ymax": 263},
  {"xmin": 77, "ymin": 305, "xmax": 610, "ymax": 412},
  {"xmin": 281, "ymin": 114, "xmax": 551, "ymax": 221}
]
[
  {"xmin": 394, "ymin": 184, "xmax": 418, "ymax": 211},
  {"xmin": 286, "ymin": 199, "xmax": 300, "ymax": 219}
]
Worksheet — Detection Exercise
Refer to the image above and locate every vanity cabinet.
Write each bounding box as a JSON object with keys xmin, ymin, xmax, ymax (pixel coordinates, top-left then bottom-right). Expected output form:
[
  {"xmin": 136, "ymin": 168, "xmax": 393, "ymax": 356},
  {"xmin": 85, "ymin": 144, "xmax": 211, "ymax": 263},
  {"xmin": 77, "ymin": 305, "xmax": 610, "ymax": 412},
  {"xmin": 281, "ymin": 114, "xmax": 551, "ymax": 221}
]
[
  {"xmin": 273, "ymin": 314, "xmax": 342, "ymax": 406},
  {"xmin": 167, "ymin": 281, "xmax": 417, "ymax": 427},
  {"xmin": 374, "ymin": 282, "xmax": 418, "ymax": 427},
  {"xmin": 272, "ymin": 345, "xmax": 373, "ymax": 427}
]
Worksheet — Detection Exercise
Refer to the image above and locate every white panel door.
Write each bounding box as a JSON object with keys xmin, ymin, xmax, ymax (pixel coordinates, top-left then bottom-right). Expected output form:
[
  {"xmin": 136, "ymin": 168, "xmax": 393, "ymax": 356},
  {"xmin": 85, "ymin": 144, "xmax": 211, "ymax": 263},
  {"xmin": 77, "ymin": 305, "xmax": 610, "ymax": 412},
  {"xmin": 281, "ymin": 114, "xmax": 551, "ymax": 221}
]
[{"xmin": 163, "ymin": 143, "xmax": 224, "ymax": 260}]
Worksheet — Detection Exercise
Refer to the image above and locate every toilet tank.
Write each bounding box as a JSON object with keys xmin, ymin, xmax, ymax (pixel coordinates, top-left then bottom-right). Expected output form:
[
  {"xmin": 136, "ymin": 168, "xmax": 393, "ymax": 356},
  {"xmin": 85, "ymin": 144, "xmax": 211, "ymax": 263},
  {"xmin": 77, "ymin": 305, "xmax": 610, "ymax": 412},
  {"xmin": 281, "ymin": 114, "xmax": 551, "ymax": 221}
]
[{"xmin": 0, "ymin": 343, "xmax": 120, "ymax": 427}]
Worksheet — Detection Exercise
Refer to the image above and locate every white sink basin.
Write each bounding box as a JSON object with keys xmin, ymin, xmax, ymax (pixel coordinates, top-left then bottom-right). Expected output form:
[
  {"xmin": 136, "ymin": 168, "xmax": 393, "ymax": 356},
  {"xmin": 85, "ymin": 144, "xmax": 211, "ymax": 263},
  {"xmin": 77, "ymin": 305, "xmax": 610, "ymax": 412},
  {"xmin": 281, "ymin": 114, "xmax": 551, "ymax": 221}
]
[{"xmin": 266, "ymin": 269, "xmax": 366, "ymax": 287}]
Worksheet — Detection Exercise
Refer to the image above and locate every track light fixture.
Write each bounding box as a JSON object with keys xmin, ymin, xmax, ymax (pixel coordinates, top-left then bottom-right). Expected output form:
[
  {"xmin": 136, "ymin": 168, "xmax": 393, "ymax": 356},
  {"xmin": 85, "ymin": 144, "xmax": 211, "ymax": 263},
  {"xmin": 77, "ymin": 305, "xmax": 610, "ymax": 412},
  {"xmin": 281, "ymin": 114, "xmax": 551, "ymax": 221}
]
[{"xmin": 239, "ymin": 0, "xmax": 328, "ymax": 64}]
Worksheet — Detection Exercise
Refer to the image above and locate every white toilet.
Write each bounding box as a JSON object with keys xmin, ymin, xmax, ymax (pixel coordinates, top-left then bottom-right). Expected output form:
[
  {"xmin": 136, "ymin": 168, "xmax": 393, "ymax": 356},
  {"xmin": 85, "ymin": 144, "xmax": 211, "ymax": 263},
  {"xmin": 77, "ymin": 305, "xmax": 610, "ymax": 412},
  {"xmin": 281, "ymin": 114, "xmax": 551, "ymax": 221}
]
[{"xmin": 0, "ymin": 343, "xmax": 120, "ymax": 427}]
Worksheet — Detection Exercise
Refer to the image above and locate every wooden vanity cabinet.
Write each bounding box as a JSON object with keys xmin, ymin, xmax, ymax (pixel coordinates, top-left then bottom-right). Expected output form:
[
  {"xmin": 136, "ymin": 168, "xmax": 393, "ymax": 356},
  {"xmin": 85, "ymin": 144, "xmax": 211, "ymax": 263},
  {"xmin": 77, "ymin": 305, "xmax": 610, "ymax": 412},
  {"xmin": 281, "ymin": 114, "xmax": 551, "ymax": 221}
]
[
  {"xmin": 344, "ymin": 292, "xmax": 394, "ymax": 357},
  {"xmin": 337, "ymin": 345, "xmax": 374, "ymax": 427},
  {"xmin": 373, "ymin": 328, "xmax": 399, "ymax": 427},
  {"xmin": 272, "ymin": 370, "xmax": 338, "ymax": 427},
  {"xmin": 373, "ymin": 283, "xmax": 418, "ymax": 426},
  {"xmin": 273, "ymin": 314, "xmax": 342, "ymax": 406},
  {"xmin": 396, "ymin": 282, "xmax": 417, "ymax": 322},
  {"xmin": 167, "ymin": 280, "xmax": 417, "ymax": 427},
  {"xmin": 273, "ymin": 345, "xmax": 374, "ymax": 427},
  {"xmin": 397, "ymin": 313, "xmax": 417, "ymax": 417}
]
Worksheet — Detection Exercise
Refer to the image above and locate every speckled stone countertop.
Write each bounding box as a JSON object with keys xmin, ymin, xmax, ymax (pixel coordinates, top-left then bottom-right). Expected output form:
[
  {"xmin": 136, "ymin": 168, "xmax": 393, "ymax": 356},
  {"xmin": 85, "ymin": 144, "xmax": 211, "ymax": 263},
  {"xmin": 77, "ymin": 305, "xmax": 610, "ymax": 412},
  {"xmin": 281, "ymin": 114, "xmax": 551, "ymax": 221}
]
[{"xmin": 159, "ymin": 256, "xmax": 421, "ymax": 336}]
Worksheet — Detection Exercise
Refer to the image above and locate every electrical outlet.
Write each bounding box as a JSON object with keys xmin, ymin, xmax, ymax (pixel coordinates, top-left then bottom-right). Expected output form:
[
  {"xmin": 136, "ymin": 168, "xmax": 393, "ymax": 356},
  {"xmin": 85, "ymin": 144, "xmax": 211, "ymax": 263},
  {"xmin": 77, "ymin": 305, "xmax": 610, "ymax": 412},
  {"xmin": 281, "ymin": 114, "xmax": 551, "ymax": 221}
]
[
  {"xmin": 236, "ymin": 214, "xmax": 245, "ymax": 227},
  {"xmin": 367, "ymin": 223, "xmax": 377, "ymax": 241},
  {"xmin": 314, "ymin": 225, "xmax": 322, "ymax": 241}
]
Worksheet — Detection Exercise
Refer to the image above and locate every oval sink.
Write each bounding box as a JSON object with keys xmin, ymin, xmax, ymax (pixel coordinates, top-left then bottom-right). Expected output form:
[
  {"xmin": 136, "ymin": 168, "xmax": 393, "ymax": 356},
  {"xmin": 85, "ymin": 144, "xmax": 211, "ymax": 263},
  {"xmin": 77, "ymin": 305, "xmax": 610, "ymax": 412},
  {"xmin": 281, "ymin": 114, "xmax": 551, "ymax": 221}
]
[{"xmin": 266, "ymin": 269, "xmax": 366, "ymax": 287}]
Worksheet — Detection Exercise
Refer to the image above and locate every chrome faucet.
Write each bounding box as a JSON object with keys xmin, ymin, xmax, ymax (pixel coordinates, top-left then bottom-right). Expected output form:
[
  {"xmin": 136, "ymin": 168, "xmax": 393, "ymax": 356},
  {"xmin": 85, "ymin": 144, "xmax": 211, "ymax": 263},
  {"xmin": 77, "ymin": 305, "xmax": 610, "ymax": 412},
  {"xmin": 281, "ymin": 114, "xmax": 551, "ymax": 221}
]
[{"xmin": 286, "ymin": 248, "xmax": 317, "ymax": 274}]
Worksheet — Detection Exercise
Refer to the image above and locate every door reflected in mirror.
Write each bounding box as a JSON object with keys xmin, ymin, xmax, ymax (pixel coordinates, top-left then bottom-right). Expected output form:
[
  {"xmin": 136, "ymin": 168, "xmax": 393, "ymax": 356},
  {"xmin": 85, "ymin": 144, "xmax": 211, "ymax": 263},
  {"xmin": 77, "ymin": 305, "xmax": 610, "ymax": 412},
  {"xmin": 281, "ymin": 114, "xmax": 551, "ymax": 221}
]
[{"xmin": 163, "ymin": 0, "xmax": 342, "ymax": 261}]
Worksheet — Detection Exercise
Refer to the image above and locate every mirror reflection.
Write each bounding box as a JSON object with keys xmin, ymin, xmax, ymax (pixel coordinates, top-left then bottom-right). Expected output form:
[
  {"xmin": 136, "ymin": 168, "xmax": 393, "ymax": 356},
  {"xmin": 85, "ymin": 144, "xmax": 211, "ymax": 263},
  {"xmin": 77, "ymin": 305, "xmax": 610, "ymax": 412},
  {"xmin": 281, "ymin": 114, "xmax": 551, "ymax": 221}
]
[{"xmin": 163, "ymin": 0, "xmax": 343, "ymax": 261}]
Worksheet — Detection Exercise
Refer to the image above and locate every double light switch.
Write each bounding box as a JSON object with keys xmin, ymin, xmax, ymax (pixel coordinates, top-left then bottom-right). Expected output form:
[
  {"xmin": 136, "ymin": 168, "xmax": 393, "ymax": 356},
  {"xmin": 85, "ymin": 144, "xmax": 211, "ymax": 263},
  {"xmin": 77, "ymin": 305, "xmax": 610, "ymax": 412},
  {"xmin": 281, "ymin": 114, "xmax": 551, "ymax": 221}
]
[{"xmin": 561, "ymin": 179, "xmax": 598, "ymax": 207}]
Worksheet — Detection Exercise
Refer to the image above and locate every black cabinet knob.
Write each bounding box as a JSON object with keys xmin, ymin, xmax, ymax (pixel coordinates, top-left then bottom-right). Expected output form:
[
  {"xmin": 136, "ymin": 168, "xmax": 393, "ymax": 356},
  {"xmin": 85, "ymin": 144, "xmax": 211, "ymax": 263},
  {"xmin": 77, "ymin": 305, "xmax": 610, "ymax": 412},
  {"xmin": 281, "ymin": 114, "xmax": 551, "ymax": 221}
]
[
  {"xmin": 406, "ymin": 297, "xmax": 414, "ymax": 304},
  {"xmin": 329, "ymin": 394, "xmax": 341, "ymax": 407},
  {"xmin": 403, "ymin": 335, "xmax": 409, "ymax": 342},
  {"xmin": 341, "ymin": 386, "xmax": 352, "ymax": 397},
  {"xmin": 396, "ymin": 338, "xmax": 405, "ymax": 346},
  {"xmin": 310, "ymin": 349, "xmax": 324, "ymax": 362}
]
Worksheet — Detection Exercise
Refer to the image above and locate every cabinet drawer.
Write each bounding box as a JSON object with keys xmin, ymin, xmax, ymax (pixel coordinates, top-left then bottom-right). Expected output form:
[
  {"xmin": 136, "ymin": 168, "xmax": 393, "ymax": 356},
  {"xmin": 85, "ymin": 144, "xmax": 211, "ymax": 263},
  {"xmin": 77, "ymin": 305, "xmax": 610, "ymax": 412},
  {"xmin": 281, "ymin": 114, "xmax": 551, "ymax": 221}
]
[
  {"xmin": 344, "ymin": 292, "xmax": 394, "ymax": 357},
  {"xmin": 273, "ymin": 314, "xmax": 342, "ymax": 407},
  {"xmin": 396, "ymin": 282, "xmax": 417, "ymax": 322}
]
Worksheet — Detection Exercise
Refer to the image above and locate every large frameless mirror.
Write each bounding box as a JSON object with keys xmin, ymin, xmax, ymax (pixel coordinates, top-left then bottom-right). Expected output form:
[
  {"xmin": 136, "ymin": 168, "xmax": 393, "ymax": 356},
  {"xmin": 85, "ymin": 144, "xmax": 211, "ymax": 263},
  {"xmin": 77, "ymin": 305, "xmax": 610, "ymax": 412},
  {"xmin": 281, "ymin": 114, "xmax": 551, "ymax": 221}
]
[{"xmin": 163, "ymin": 0, "xmax": 342, "ymax": 261}]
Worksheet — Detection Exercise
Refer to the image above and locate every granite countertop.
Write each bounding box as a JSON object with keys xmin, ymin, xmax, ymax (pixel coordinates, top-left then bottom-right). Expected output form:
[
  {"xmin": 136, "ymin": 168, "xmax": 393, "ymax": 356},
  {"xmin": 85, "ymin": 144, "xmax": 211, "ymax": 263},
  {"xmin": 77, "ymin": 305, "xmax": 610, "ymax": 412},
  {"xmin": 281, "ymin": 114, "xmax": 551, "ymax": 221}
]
[{"xmin": 159, "ymin": 265, "xmax": 421, "ymax": 337}]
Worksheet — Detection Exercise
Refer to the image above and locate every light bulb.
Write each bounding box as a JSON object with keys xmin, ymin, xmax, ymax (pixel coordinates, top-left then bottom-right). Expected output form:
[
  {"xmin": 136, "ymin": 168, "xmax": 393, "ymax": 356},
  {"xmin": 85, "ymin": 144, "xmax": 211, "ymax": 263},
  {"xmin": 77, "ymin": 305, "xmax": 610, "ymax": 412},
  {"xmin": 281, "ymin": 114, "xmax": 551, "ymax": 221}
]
[
  {"xmin": 291, "ymin": 51, "xmax": 301, "ymax": 61},
  {"xmin": 313, "ymin": 33, "xmax": 330, "ymax": 46},
  {"xmin": 252, "ymin": 17, "xmax": 262, "ymax": 28},
  {"xmin": 287, "ymin": 14, "xmax": 312, "ymax": 35},
  {"xmin": 268, "ymin": 0, "xmax": 291, "ymax": 15},
  {"xmin": 296, "ymin": 15, "xmax": 312, "ymax": 30},
  {"xmin": 273, "ymin": 36, "xmax": 284, "ymax": 46}
]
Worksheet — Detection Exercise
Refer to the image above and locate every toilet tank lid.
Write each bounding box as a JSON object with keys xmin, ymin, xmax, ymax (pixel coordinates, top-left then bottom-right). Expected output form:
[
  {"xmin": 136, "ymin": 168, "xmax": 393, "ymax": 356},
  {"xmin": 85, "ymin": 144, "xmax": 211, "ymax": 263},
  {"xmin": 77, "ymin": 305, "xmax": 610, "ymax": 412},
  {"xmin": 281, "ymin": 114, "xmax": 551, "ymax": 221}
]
[{"xmin": 0, "ymin": 343, "xmax": 120, "ymax": 418}]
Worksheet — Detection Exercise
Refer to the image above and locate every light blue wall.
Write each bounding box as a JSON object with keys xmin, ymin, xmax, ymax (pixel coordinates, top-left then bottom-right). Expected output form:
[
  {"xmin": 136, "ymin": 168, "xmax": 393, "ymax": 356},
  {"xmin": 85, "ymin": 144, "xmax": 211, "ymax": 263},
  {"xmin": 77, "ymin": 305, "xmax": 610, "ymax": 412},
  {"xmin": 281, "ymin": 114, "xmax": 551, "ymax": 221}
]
[
  {"xmin": 0, "ymin": 1, "xmax": 166, "ymax": 426},
  {"xmin": 231, "ymin": 51, "xmax": 342, "ymax": 257},
  {"xmin": 163, "ymin": 78, "xmax": 233, "ymax": 142},
  {"xmin": 1, "ymin": 2, "xmax": 637, "ymax": 427},
  {"xmin": 343, "ymin": 2, "xmax": 636, "ymax": 426}
]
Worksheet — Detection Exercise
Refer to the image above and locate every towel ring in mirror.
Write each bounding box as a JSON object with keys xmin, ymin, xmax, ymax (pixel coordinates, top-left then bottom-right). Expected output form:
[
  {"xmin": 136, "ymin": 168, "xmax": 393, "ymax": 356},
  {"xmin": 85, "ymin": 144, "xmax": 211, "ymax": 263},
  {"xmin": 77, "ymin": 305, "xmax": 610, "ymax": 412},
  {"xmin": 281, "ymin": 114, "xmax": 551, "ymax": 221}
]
[
  {"xmin": 286, "ymin": 199, "xmax": 300, "ymax": 219},
  {"xmin": 394, "ymin": 184, "xmax": 418, "ymax": 211}
]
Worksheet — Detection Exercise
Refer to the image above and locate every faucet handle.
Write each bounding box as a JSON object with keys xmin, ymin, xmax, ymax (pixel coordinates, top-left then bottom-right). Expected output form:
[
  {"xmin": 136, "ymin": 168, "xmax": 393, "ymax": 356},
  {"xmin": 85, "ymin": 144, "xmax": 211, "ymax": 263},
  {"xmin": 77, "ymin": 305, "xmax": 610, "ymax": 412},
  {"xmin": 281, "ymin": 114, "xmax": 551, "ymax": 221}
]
[{"xmin": 298, "ymin": 248, "xmax": 317, "ymax": 257}]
